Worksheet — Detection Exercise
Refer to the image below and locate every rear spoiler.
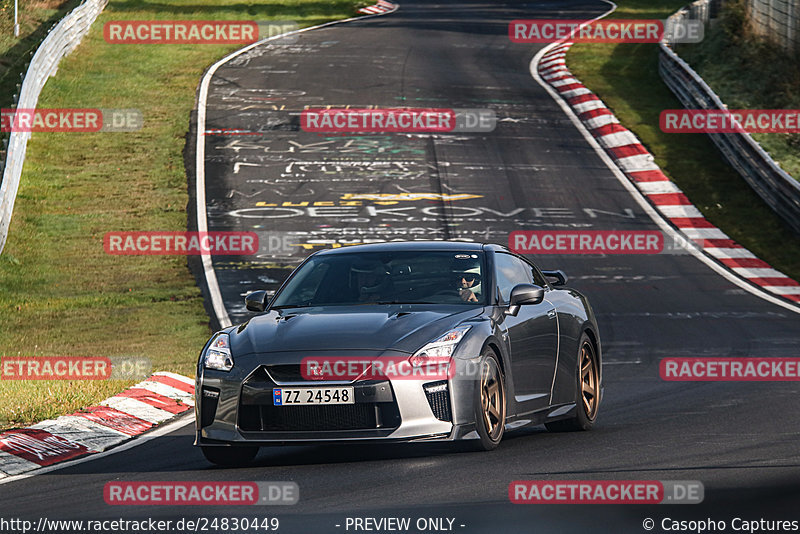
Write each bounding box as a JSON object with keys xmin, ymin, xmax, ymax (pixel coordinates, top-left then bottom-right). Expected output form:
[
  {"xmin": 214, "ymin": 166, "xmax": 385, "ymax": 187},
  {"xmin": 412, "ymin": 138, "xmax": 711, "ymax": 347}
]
[{"xmin": 541, "ymin": 270, "xmax": 568, "ymax": 286}]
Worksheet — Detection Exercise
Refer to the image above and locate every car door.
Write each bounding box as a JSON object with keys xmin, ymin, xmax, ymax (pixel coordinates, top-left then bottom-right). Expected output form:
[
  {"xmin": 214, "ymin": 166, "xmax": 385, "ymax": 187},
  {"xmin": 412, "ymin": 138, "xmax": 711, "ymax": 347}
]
[{"xmin": 494, "ymin": 252, "xmax": 559, "ymax": 410}]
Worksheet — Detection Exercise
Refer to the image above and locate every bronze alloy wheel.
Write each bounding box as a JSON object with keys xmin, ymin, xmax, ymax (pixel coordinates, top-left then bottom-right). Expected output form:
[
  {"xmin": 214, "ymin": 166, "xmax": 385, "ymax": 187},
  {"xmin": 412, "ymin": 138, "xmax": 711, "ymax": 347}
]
[
  {"xmin": 580, "ymin": 341, "xmax": 599, "ymax": 420},
  {"xmin": 545, "ymin": 333, "xmax": 600, "ymax": 433},
  {"xmin": 480, "ymin": 356, "xmax": 506, "ymax": 441}
]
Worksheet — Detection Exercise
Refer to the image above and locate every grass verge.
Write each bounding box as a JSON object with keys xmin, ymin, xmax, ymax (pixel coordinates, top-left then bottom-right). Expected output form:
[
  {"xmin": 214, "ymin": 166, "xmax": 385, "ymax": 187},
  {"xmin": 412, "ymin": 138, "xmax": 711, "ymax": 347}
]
[
  {"xmin": 0, "ymin": 0, "xmax": 363, "ymax": 430},
  {"xmin": 676, "ymin": 0, "xmax": 800, "ymax": 180},
  {"xmin": 566, "ymin": 0, "xmax": 800, "ymax": 281}
]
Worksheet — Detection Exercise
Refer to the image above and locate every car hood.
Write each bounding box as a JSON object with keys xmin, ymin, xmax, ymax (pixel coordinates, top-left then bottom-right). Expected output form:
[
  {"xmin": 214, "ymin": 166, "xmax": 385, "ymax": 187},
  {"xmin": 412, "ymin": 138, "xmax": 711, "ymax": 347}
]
[{"xmin": 228, "ymin": 305, "xmax": 484, "ymax": 355}]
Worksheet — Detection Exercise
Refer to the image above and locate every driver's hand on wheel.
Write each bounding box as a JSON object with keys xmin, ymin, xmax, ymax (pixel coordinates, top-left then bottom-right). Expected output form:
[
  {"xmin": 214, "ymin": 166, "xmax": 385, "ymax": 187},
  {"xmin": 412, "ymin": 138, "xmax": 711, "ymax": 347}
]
[{"xmin": 459, "ymin": 288, "xmax": 478, "ymax": 302}]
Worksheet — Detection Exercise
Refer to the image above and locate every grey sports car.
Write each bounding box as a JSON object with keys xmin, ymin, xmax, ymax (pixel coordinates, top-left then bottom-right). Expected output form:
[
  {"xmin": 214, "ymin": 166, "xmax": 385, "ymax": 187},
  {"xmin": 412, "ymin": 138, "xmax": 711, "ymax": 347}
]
[{"xmin": 195, "ymin": 241, "xmax": 602, "ymax": 466}]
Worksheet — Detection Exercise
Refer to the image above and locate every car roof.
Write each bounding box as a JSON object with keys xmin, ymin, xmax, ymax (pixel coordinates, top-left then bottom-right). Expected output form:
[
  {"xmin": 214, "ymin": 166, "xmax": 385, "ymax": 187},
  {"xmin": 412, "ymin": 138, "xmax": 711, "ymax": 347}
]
[{"xmin": 314, "ymin": 241, "xmax": 509, "ymax": 255}]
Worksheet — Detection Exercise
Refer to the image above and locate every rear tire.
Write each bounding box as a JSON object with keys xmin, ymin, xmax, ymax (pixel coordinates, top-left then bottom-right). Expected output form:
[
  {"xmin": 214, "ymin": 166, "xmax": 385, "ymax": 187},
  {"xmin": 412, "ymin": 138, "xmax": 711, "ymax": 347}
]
[
  {"xmin": 468, "ymin": 348, "xmax": 506, "ymax": 451},
  {"xmin": 201, "ymin": 445, "xmax": 259, "ymax": 467},
  {"xmin": 545, "ymin": 333, "xmax": 599, "ymax": 432}
]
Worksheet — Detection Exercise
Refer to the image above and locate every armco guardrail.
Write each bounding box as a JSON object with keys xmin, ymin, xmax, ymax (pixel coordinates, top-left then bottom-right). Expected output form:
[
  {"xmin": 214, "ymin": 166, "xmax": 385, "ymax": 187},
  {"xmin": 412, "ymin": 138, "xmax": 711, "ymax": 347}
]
[
  {"xmin": 0, "ymin": 0, "xmax": 109, "ymax": 255},
  {"xmin": 659, "ymin": 1, "xmax": 800, "ymax": 235}
]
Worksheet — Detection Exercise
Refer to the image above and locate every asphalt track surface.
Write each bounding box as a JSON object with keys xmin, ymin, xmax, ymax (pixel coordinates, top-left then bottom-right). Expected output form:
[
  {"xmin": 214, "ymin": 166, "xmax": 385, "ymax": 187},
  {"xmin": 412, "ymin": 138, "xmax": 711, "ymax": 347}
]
[{"xmin": 4, "ymin": 1, "xmax": 800, "ymax": 532}]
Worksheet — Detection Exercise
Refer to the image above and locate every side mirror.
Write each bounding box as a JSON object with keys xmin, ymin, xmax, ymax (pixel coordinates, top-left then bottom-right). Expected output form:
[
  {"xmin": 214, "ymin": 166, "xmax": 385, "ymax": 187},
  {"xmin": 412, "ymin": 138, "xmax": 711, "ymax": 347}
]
[
  {"xmin": 505, "ymin": 284, "xmax": 545, "ymax": 316},
  {"xmin": 244, "ymin": 290, "xmax": 269, "ymax": 312},
  {"xmin": 541, "ymin": 269, "xmax": 567, "ymax": 286}
]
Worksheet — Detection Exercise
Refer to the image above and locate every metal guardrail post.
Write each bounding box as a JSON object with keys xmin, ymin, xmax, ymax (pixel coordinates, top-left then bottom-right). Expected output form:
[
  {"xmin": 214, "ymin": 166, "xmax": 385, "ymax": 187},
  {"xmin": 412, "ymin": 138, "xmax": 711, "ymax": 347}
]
[{"xmin": 0, "ymin": 0, "xmax": 110, "ymax": 254}]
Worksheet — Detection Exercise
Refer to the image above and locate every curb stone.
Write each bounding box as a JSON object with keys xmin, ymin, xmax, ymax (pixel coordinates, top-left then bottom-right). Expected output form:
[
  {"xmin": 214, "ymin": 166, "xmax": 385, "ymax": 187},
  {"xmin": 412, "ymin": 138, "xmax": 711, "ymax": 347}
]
[
  {"xmin": 537, "ymin": 42, "xmax": 800, "ymax": 305},
  {"xmin": 0, "ymin": 372, "xmax": 194, "ymax": 478}
]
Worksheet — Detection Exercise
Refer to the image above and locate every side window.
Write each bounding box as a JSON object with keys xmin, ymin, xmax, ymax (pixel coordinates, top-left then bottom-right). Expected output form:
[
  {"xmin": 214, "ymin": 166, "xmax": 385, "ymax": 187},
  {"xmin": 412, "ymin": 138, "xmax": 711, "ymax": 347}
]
[
  {"xmin": 528, "ymin": 263, "xmax": 548, "ymax": 287},
  {"xmin": 494, "ymin": 253, "xmax": 534, "ymax": 304}
]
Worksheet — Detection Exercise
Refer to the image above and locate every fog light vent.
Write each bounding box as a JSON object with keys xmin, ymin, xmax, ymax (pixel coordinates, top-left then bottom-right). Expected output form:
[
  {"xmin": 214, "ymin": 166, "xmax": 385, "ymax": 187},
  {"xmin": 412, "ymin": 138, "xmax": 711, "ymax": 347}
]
[
  {"xmin": 424, "ymin": 381, "xmax": 451, "ymax": 422},
  {"xmin": 201, "ymin": 387, "xmax": 220, "ymax": 427}
]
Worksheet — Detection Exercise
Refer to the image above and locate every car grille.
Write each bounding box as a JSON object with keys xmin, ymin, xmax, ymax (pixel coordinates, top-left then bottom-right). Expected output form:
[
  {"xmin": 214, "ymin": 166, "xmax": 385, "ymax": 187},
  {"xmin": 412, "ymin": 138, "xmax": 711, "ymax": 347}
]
[
  {"xmin": 424, "ymin": 381, "xmax": 452, "ymax": 422},
  {"xmin": 240, "ymin": 403, "xmax": 395, "ymax": 432},
  {"xmin": 264, "ymin": 364, "xmax": 306, "ymax": 383},
  {"xmin": 238, "ymin": 366, "xmax": 401, "ymax": 432}
]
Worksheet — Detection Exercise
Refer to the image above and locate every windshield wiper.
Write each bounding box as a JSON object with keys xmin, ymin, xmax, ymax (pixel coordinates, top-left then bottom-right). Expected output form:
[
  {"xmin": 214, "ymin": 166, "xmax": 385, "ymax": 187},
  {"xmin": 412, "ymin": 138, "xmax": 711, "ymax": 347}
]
[{"xmin": 270, "ymin": 304, "xmax": 314, "ymax": 310}]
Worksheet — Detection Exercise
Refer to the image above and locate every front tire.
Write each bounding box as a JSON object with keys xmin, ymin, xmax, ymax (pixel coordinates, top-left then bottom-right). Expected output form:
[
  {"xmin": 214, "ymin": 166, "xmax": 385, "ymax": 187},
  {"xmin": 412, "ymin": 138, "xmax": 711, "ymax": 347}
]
[
  {"xmin": 469, "ymin": 348, "xmax": 506, "ymax": 451},
  {"xmin": 545, "ymin": 333, "xmax": 600, "ymax": 432},
  {"xmin": 201, "ymin": 445, "xmax": 259, "ymax": 467}
]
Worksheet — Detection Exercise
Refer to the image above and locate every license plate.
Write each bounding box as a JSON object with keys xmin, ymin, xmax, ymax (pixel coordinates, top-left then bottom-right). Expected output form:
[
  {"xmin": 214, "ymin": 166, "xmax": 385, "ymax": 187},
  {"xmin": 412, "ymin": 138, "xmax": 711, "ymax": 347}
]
[{"xmin": 273, "ymin": 387, "xmax": 354, "ymax": 406}]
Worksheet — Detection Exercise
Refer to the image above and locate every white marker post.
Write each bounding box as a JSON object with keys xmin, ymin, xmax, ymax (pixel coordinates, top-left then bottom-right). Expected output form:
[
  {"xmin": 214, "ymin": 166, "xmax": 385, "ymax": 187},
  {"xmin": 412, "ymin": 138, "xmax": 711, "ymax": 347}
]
[{"xmin": 14, "ymin": 0, "xmax": 20, "ymax": 37}]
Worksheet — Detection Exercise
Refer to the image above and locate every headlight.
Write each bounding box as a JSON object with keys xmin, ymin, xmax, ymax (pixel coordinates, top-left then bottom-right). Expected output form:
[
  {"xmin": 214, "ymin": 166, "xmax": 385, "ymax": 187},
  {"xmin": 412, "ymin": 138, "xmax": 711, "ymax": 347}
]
[
  {"xmin": 204, "ymin": 333, "xmax": 233, "ymax": 371},
  {"xmin": 408, "ymin": 326, "xmax": 472, "ymax": 368}
]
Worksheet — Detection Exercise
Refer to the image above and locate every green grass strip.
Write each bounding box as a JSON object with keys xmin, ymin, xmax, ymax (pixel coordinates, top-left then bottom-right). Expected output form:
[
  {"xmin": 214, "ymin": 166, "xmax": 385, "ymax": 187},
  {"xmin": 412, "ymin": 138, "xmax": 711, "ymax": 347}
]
[{"xmin": 676, "ymin": 0, "xmax": 800, "ymax": 180}]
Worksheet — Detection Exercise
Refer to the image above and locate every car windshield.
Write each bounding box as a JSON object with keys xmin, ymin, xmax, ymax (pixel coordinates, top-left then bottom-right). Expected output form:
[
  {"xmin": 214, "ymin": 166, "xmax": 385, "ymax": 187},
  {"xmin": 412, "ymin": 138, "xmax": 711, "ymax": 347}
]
[{"xmin": 271, "ymin": 250, "xmax": 487, "ymax": 307}]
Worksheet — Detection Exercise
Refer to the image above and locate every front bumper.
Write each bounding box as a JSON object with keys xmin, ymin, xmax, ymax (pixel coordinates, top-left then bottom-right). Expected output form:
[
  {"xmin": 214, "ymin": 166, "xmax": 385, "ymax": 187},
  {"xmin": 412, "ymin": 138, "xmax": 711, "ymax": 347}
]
[{"xmin": 195, "ymin": 351, "xmax": 480, "ymax": 446}]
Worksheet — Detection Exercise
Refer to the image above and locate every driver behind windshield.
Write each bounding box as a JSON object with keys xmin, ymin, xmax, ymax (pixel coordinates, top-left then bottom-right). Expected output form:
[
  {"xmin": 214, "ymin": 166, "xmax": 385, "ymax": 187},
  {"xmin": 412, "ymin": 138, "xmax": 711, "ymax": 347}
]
[{"xmin": 452, "ymin": 258, "xmax": 481, "ymax": 302}]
